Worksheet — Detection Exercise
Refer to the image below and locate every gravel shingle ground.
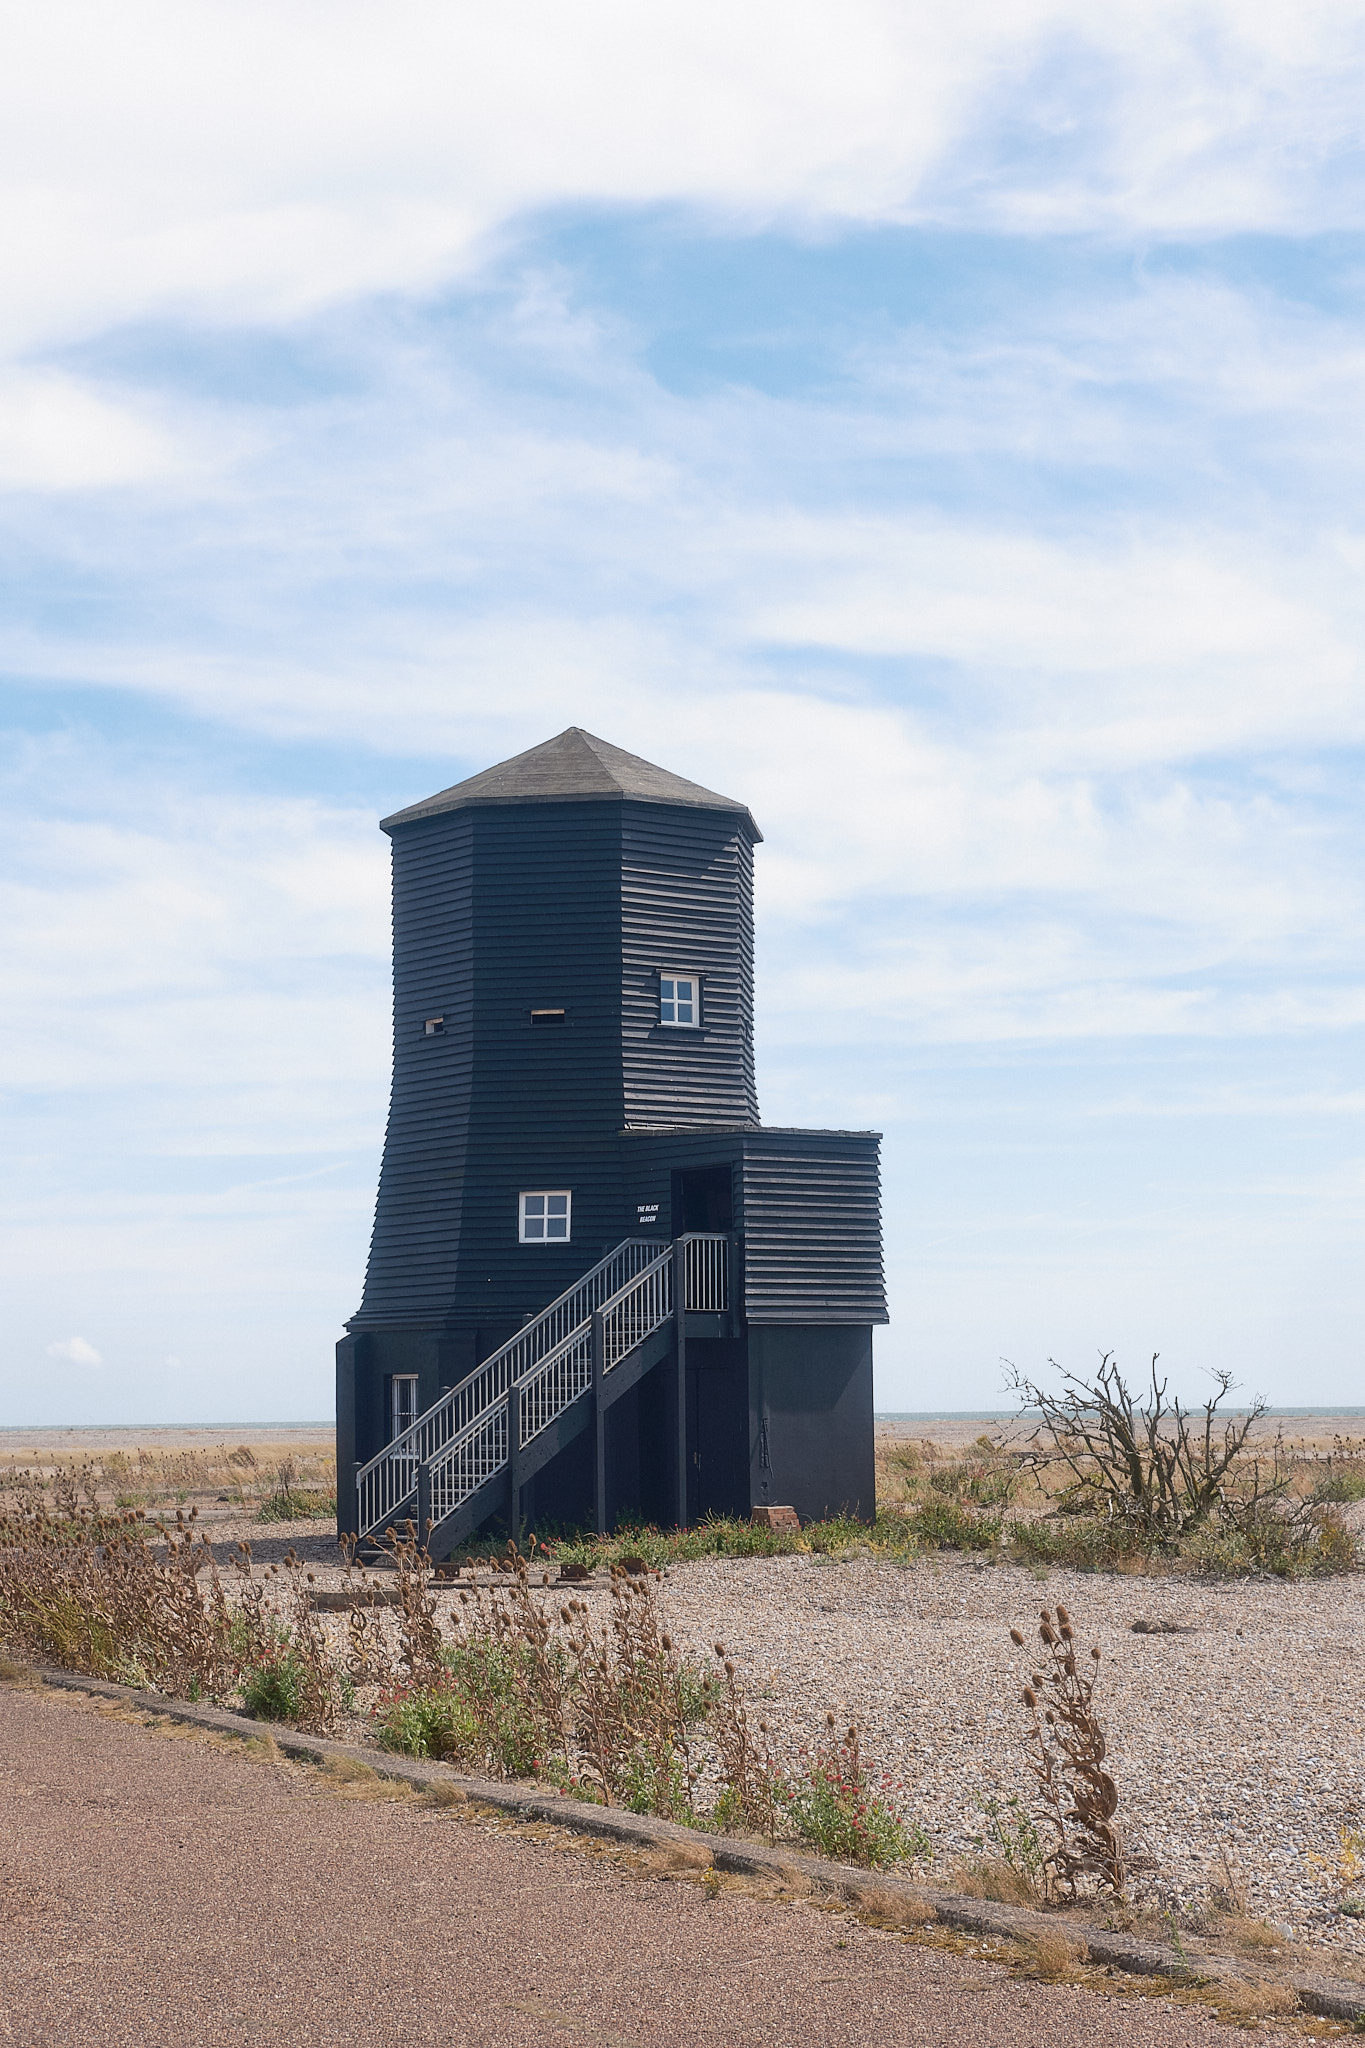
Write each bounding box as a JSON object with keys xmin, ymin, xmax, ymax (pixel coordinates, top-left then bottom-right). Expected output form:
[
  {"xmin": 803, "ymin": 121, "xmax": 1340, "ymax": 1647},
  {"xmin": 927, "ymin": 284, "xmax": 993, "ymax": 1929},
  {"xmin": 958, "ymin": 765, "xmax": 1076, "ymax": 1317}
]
[
  {"xmin": 196, "ymin": 1511, "xmax": 1365, "ymax": 1954},
  {"xmin": 0, "ymin": 1681, "xmax": 1308, "ymax": 2048},
  {"xmin": 650, "ymin": 1550, "xmax": 1365, "ymax": 1951}
]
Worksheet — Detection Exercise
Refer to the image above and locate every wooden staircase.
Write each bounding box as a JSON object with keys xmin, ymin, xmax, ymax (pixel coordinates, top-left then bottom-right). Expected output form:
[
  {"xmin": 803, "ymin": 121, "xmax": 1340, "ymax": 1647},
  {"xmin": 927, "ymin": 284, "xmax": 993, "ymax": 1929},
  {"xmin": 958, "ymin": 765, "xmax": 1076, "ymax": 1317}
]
[{"xmin": 354, "ymin": 1233, "xmax": 730, "ymax": 1556}]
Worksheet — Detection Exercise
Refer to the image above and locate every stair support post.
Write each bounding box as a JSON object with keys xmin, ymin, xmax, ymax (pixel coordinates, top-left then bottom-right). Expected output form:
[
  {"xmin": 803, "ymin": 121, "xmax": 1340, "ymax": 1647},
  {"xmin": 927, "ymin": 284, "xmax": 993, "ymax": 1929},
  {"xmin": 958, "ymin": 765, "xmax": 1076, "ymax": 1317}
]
[
  {"xmin": 673, "ymin": 1239, "xmax": 688, "ymax": 1529},
  {"xmin": 592, "ymin": 1309, "xmax": 607, "ymax": 1536},
  {"xmin": 416, "ymin": 1460, "xmax": 432, "ymax": 1551},
  {"xmin": 507, "ymin": 1381, "xmax": 522, "ymax": 1552}
]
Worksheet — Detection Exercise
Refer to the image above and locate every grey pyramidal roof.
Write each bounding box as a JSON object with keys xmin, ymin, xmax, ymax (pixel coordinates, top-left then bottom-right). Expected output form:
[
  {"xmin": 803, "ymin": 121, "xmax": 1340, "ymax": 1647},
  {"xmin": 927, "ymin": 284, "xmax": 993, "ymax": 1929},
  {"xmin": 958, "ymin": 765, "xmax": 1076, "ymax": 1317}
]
[{"xmin": 381, "ymin": 727, "xmax": 762, "ymax": 839}]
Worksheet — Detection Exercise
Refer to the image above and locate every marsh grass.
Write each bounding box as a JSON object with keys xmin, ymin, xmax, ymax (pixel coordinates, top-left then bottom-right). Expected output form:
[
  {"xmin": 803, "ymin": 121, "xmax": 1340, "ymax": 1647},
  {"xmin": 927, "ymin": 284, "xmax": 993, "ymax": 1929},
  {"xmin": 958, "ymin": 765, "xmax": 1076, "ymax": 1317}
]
[
  {"xmin": 0, "ymin": 1487, "xmax": 351, "ymax": 1732},
  {"xmin": 0, "ymin": 1443, "xmax": 336, "ymax": 1517},
  {"xmin": 258, "ymin": 1488, "xmax": 338, "ymax": 1523}
]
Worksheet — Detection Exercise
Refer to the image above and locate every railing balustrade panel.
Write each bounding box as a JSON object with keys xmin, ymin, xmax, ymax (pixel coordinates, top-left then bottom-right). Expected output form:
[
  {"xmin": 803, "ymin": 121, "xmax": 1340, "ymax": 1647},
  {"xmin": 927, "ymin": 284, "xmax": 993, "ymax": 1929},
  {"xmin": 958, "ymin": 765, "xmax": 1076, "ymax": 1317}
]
[{"xmin": 356, "ymin": 1236, "xmax": 728, "ymax": 1541}]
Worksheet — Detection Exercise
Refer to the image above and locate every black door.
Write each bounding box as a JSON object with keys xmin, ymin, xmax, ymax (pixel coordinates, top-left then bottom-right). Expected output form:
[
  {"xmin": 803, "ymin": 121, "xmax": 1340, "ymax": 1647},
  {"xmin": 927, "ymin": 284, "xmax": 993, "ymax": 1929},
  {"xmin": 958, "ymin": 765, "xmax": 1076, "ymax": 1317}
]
[{"xmin": 687, "ymin": 1339, "xmax": 748, "ymax": 1521}]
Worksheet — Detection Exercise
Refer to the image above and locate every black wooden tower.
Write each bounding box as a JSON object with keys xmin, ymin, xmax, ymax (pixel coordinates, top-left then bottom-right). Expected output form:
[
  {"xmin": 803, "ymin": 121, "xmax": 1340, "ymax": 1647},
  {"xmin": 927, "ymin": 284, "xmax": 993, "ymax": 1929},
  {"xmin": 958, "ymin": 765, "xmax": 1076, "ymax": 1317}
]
[{"xmin": 337, "ymin": 728, "xmax": 886, "ymax": 1552}]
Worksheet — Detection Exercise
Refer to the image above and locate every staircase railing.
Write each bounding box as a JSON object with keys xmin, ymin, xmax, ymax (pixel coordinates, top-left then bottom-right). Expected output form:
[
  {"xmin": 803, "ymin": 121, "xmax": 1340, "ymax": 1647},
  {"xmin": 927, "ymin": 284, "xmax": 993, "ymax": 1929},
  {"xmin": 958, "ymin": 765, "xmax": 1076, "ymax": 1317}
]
[
  {"xmin": 425, "ymin": 1245, "xmax": 679, "ymax": 1532},
  {"xmin": 357, "ymin": 1232, "xmax": 730, "ymax": 1543},
  {"xmin": 682, "ymin": 1230, "xmax": 728, "ymax": 1313},
  {"xmin": 355, "ymin": 1235, "xmax": 661, "ymax": 1540}
]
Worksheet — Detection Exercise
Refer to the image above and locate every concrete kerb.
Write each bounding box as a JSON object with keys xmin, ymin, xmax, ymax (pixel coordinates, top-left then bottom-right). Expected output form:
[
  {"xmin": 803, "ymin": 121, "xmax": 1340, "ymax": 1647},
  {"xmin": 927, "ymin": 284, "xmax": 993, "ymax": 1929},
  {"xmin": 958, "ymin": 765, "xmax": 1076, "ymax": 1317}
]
[{"xmin": 29, "ymin": 1663, "xmax": 1365, "ymax": 2027}]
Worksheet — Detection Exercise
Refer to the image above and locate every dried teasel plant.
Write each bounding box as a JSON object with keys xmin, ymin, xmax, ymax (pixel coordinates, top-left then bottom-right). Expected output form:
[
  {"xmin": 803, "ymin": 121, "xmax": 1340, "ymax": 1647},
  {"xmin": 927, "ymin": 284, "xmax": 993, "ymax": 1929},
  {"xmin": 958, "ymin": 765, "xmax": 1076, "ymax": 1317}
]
[
  {"xmin": 556, "ymin": 1564, "xmax": 696, "ymax": 1815},
  {"xmin": 338, "ymin": 1544, "xmax": 395, "ymax": 1687},
  {"xmin": 1009, "ymin": 1604, "xmax": 1125, "ymax": 1899},
  {"xmin": 0, "ymin": 1483, "xmax": 352, "ymax": 1735},
  {"xmin": 367, "ymin": 1522, "xmax": 445, "ymax": 1680},
  {"xmin": 703, "ymin": 1641, "xmax": 781, "ymax": 1841}
]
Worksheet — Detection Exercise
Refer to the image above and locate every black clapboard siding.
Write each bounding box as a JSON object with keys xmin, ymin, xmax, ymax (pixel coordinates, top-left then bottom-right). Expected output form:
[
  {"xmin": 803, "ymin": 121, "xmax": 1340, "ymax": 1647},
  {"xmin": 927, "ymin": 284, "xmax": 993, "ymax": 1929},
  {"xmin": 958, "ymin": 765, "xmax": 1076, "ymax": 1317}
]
[
  {"xmin": 347, "ymin": 732, "xmax": 885, "ymax": 1358},
  {"xmin": 451, "ymin": 802, "xmax": 625, "ymax": 1322},
  {"xmin": 621, "ymin": 802, "xmax": 759, "ymax": 1129},
  {"xmin": 617, "ymin": 1126, "xmax": 887, "ymax": 1326},
  {"xmin": 738, "ymin": 1132, "xmax": 887, "ymax": 1325},
  {"xmin": 351, "ymin": 811, "xmax": 474, "ymax": 1327}
]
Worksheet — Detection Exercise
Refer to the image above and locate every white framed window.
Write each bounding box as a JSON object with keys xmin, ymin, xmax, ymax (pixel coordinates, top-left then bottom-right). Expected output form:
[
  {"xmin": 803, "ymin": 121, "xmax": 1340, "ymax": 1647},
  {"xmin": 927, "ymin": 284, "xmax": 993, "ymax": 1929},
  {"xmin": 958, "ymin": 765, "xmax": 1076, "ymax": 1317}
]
[
  {"xmin": 391, "ymin": 1374, "xmax": 418, "ymax": 1440},
  {"xmin": 659, "ymin": 972, "xmax": 699, "ymax": 1027},
  {"xmin": 519, "ymin": 1190, "xmax": 571, "ymax": 1242}
]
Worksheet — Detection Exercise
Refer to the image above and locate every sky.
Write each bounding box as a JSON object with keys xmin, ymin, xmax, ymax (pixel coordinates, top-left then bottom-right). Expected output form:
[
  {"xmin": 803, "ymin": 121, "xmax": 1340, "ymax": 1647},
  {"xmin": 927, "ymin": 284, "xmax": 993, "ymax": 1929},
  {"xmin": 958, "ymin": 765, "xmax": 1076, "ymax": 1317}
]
[{"xmin": 3, "ymin": 1, "xmax": 1365, "ymax": 1425}]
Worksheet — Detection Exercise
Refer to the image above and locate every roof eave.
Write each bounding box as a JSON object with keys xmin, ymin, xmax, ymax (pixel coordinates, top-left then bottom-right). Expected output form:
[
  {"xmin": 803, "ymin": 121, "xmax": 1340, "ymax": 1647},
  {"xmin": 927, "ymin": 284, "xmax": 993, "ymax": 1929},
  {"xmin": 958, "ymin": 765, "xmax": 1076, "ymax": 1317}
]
[{"xmin": 380, "ymin": 788, "xmax": 763, "ymax": 841}]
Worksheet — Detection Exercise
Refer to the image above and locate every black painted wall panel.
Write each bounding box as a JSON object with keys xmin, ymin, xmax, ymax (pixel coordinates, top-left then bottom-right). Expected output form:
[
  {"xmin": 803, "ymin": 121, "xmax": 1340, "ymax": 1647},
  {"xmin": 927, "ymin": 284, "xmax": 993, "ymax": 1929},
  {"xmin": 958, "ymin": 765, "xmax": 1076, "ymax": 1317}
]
[
  {"xmin": 738, "ymin": 1133, "xmax": 887, "ymax": 1325},
  {"xmin": 619, "ymin": 1127, "xmax": 888, "ymax": 1326},
  {"xmin": 453, "ymin": 802, "xmax": 625, "ymax": 1322},
  {"xmin": 621, "ymin": 803, "xmax": 758, "ymax": 1128},
  {"xmin": 747, "ymin": 1324, "xmax": 876, "ymax": 1522},
  {"xmin": 351, "ymin": 811, "xmax": 474, "ymax": 1326}
]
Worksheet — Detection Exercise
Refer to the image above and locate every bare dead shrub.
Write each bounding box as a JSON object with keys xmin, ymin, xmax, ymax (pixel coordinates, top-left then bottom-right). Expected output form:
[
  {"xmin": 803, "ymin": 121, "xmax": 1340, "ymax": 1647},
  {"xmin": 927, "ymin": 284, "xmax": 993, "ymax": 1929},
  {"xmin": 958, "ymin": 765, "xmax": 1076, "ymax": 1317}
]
[
  {"xmin": 1006, "ymin": 1354, "xmax": 1273, "ymax": 1543},
  {"xmin": 1009, "ymin": 1605, "xmax": 1125, "ymax": 1899}
]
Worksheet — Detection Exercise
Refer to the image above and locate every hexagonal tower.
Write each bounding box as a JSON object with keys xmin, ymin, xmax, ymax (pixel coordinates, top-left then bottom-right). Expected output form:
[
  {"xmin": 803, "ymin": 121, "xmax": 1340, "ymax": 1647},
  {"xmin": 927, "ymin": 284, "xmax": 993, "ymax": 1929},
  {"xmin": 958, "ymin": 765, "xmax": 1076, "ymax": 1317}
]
[{"xmin": 337, "ymin": 728, "xmax": 885, "ymax": 1548}]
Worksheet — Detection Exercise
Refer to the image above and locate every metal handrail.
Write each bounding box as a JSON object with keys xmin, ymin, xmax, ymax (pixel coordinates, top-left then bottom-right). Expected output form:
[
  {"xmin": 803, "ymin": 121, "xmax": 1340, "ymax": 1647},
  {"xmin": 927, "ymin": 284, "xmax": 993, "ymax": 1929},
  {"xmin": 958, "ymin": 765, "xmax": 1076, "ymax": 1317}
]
[
  {"xmin": 680, "ymin": 1230, "xmax": 728, "ymax": 1313},
  {"xmin": 423, "ymin": 1249, "xmax": 676, "ymax": 1530},
  {"xmin": 355, "ymin": 1235, "xmax": 661, "ymax": 1539},
  {"xmin": 356, "ymin": 1233, "xmax": 730, "ymax": 1542}
]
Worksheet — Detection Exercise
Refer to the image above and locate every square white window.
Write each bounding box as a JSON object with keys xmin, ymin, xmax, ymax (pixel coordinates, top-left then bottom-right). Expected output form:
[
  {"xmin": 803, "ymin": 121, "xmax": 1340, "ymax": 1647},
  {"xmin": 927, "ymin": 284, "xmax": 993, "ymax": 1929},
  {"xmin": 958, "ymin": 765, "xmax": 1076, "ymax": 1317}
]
[
  {"xmin": 659, "ymin": 972, "xmax": 698, "ymax": 1027},
  {"xmin": 519, "ymin": 1190, "xmax": 572, "ymax": 1242}
]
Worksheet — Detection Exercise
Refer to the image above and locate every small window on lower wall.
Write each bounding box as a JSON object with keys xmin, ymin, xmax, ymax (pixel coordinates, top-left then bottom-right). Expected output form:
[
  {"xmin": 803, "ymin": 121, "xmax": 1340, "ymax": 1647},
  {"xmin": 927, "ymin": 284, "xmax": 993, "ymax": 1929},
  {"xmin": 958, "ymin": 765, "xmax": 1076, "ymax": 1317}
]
[{"xmin": 520, "ymin": 1190, "xmax": 571, "ymax": 1242}]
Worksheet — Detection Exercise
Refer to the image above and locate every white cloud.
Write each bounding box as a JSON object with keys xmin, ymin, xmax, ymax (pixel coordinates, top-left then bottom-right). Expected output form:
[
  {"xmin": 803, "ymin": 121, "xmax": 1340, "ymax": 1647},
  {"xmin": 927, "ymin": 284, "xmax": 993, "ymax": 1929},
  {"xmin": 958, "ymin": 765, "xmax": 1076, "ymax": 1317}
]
[
  {"xmin": 1, "ymin": 2, "xmax": 1364, "ymax": 354},
  {"xmin": 46, "ymin": 1335, "xmax": 102, "ymax": 1366},
  {"xmin": 0, "ymin": 371, "xmax": 181, "ymax": 492},
  {"xmin": 0, "ymin": 779, "xmax": 390, "ymax": 1152}
]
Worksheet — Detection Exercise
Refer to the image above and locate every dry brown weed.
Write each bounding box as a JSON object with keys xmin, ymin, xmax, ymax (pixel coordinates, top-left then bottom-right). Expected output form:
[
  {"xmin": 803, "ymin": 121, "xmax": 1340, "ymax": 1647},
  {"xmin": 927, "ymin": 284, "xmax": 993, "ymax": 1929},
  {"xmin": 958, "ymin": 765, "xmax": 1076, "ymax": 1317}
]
[
  {"xmin": 1010, "ymin": 1603, "xmax": 1124, "ymax": 1898},
  {"xmin": 1223, "ymin": 1915, "xmax": 1290, "ymax": 1956},
  {"xmin": 1016, "ymin": 1928, "xmax": 1087, "ymax": 1981},
  {"xmin": 1210, "ymin": 1976, "xmax": 1298, "ymax": 2025},
  {"xmin": 319, "ymin": 1756, "xmax": 415, "ymax": 1802},
  {"xmin": 850, "ymin": 1884, "xmax": 936, "ymax": 1930},
  {"xmin": 952, "ymin": 1856, "xmax": 1038, "ymax": 1908},
  {"xmin": 422, "ymin": 1780, "xmax": 468, "ymax": 1808},
  {"xmin": 642, "ymin": 1839, "xmax": 714, "ymax": 1876}
]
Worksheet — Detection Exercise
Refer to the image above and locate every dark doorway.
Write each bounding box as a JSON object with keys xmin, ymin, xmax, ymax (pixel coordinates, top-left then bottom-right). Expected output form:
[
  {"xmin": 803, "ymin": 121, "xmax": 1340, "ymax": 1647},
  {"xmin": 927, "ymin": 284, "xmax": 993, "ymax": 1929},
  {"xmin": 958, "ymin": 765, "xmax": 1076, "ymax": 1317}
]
[
  {"xmin": 686, "ymin": 1340, "xmax": 749, "ymax": 1520},
  {"xmin": 672, "ymin": 1164, "xmax": 733, "ymax": 1235}
]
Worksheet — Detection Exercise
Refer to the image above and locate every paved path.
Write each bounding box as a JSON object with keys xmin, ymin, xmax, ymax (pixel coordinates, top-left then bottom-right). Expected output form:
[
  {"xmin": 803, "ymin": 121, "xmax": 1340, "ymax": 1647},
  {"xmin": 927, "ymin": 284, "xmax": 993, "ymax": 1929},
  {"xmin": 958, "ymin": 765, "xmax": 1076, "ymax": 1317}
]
[{"xmin": 0, "ymin": 1683, "xmax": 1292, "ymax": 2048}]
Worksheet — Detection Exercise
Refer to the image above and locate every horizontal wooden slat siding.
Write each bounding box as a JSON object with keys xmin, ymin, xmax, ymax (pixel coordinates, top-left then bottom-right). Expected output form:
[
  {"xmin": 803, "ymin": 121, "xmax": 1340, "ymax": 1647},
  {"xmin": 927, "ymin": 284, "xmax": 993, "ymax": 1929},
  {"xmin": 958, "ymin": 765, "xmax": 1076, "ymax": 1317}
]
[
  {"xmin": 621, "ymin": 802, "xmax": 759, "ymax": 1129},
  {"xmin": 452, "ymin": 804, "xmax": 626, "ymax": 1326},
  {"xmin": 616, "ymin": 1126, "xmax": 887, "ymax": 1326},
  {"xmin": 352, "ymin": 812, "xmax": 474, "ymax": 1326},
  {"xmin": 739, "ymin": 1133, "xmax": 887, "ymax": 1324}
]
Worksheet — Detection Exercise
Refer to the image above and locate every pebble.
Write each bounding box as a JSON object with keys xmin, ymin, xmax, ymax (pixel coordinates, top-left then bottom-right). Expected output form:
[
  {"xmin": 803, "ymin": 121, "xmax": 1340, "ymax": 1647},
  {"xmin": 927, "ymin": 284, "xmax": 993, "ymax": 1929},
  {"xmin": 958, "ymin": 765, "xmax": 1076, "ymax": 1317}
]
[{"xmin": 650, "ymin": 1549, "xmax": 1365, "ymax": 1953}]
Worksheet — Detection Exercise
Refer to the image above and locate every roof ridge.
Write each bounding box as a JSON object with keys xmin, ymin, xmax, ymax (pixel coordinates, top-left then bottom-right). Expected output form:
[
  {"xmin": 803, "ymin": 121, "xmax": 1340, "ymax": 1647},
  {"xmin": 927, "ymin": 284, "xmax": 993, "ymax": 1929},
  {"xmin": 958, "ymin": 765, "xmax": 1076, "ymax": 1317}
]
[{"xmin": 380, "ymin": 728, "xmax": 762, "ymax": 839}]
